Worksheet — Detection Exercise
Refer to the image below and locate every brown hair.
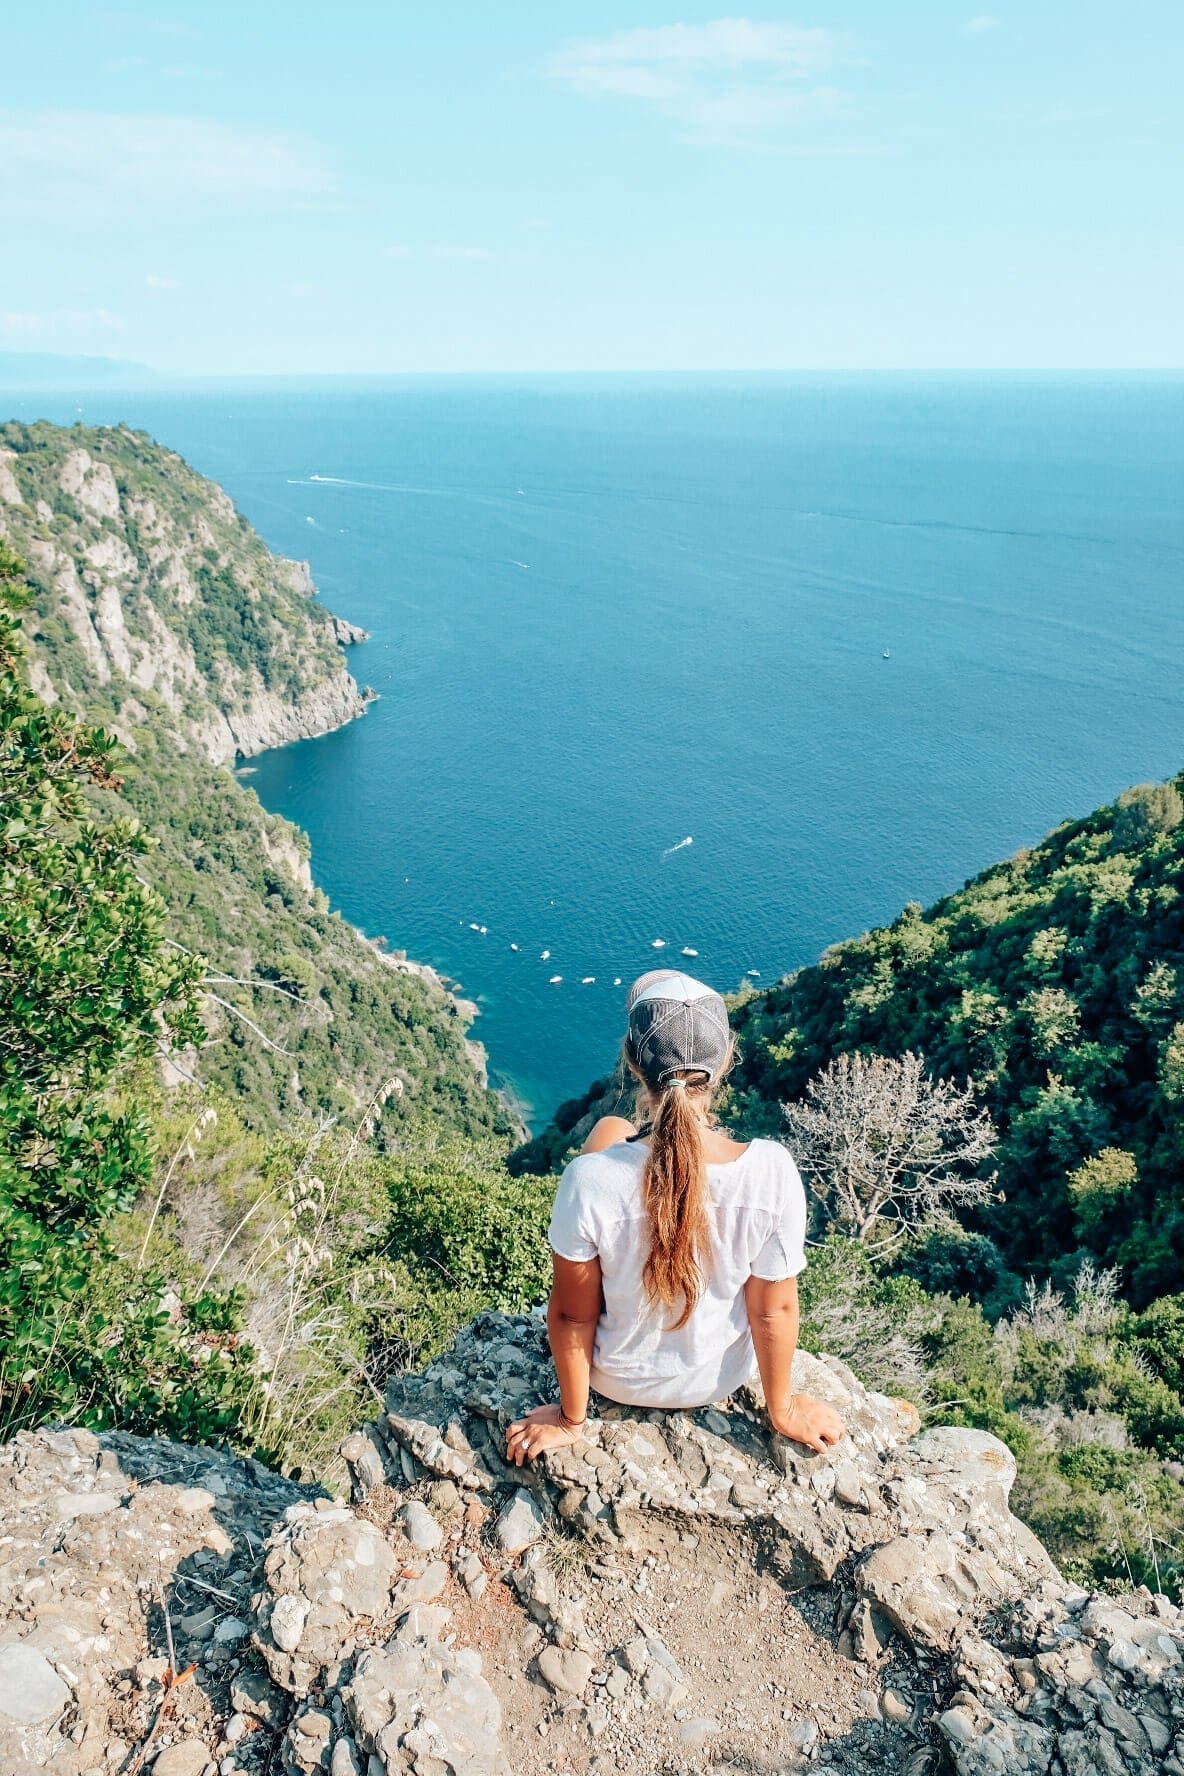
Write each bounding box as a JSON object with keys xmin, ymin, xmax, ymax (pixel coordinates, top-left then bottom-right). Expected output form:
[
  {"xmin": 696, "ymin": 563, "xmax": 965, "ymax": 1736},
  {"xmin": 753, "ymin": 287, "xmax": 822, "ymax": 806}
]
[{"xmin": 623, "ymin": 1043, "xmax": 734, "ymax": 1330}]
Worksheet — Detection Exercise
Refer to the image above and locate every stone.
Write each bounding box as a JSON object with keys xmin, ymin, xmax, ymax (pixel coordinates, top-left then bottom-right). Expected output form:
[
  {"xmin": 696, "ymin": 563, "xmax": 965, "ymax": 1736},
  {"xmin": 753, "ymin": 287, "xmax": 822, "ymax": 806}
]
[
  {"xmin": 1, "ymin": 1310, "xmax": 1183, "ymax": 1776},
  {"xmin": 833, "ymin": 1460, "xmax": 869, "ymax": 1510},
  {"xmin": 270, "ymin": 1593, "xmax": 309, "ymax": 1652},
  {"xmin": 939, "ymin": 1705, "xmax": 979, "ymax": 1746},
  {"xmin": 0, "ymin": 1642, "xmax": 71, "ymax": 1724},
  {"xmin": 346, "ymin": 1612, "xmax": 508, "ymax": 1775},
  {"xmin": 538, "ymin": 1645, "xmax": 593, "ymax": 1697},
  {"xmin": 150, "ymin": 1743, "xmax": 213, "ymax": 1776},
  {"xmin": 495, "ymin": 1487, "xmax": 546, "ymax": 1554},
  {"xmin": 174, "ymin": 1487, "xmax": 218, "ymax": 1516},
  {"xmin": 399, "ymin": 1499, "xmax": 444, "ymax": 1551},
  {"xmin": 230, "ymin": 1667, "xmax": 285, "ymax": 1727}
]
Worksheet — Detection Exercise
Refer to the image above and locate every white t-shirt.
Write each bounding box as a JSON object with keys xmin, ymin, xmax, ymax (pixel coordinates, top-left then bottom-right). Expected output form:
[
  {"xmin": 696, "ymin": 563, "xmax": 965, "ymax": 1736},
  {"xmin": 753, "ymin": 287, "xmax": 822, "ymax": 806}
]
[{"xmin": 547, "ymin": 1136, "xmax": 808, "ymax": 1410}]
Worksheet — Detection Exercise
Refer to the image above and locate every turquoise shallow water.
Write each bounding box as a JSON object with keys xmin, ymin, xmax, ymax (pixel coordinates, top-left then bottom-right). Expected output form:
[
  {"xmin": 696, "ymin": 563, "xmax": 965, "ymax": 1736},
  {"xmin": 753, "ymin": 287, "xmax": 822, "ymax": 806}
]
[{"xmin": 6, "ymin": 373, "xmax": 1183, "ymax": 1123}]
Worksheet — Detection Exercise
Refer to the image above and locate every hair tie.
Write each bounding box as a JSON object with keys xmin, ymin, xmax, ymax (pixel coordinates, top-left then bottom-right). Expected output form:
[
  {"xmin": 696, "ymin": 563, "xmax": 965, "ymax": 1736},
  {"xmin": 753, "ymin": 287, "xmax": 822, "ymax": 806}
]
[{"xmin": 667, "ymin": 1076, "xmax": 687, "ymax": 1091}]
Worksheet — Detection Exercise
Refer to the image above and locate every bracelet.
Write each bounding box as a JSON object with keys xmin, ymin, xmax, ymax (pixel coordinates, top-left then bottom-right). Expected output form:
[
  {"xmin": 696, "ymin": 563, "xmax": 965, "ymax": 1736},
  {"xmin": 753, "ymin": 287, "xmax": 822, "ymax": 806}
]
[{"xmin": 559, "ymin": 1407, "xmax": 588, "ymax": 1431}]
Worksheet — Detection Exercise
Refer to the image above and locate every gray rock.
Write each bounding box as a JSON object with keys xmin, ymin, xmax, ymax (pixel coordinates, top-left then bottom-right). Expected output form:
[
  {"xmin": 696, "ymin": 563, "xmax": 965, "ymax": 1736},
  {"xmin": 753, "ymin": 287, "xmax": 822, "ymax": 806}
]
[
  {"xmin": 399, "ymin": 1499, "xmax": 444, "ymax": 1551},
  {"xmin": 495, "ymin": 1487, "xmax": 545, "ymax": 1554},
  {"xmin": 537, "ymin": 1645, "xmax": 593, "ymax": 1696},
  {"xmin": 230, "ymin": 1666, "xmax": 286, "ymax": 1728},
  {"xmin": 269, "ymin": 1592, "xmax": 309, "ymax": 1653},
  {"xmin": 0, "ymin": 1642, "xmax": 71, "ymax": 1725},
  {"xmin": 257, "ymin": 1510, "xmax": 398, "ymax": 1694},
  {"xmin": 150, "ymin": 1742, "xmax": 213, "ymax": 1776},
  {"xmin": 346, "ymin": 1607, "xmax": 508, "ymax": 1774},
  {"xmin": 330, "ymin": 1739, "xmax": 363, "ymax": 1776}
]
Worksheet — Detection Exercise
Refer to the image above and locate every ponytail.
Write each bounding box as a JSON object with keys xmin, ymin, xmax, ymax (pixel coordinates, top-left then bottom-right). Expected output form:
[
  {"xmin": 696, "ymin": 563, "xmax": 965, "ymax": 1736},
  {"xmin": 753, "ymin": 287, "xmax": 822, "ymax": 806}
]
[{"xmin": 641, "ymin": 1076, "xmax": 712, "ymax": 1329}]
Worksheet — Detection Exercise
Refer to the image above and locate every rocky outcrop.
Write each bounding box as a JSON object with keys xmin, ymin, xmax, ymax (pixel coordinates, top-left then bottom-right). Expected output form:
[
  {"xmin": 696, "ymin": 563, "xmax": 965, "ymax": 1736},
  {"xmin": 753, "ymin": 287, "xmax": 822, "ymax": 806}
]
[
  {"xmin": 3, "ymin": 1314, "xmax": 1180, "ymax": 1776},
  {"xmin": 0, "ymin": 424, "xmax": 370, "ymax": 765}
]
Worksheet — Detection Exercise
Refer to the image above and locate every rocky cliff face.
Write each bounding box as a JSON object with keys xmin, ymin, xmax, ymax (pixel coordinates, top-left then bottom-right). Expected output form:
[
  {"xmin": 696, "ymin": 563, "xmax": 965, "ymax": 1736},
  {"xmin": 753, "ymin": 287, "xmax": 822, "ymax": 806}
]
[
  {"xmin": 0, "ymin": 424, "xmax": 369, "ymax": 765},
  {"xmin": 3, "ymin": 1314, "xmax": 1180, "ymax": 1776}
]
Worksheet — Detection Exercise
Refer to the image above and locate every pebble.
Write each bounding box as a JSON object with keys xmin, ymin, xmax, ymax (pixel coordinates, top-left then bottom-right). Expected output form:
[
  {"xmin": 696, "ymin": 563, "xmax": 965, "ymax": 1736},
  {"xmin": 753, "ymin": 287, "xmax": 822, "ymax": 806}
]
[
  {"xmin": 495, "ymin": 1488, "xmax": 545, "ymax": 1555},
  {"xmin": 400, "ymin": 1500, "xmax": 444, "ymax": 1551},
  {"xmin": 150, "ymin": 1742, "xmax": 213, "ymax": 1776},
  {"xmin": 880, "ymin": 1687, "xmax": 912, "ymax": 1723},
  {"xmin": 269, "ymin": 1593, "xmax": 309, "ymax": 1652},
  {"xmin": 538, "ymin": 1646, "xmax": 593, "ymax": 1697},
  {"xmin": 173, "ymin": 1488, "xmax": 217, "ymax": 1516},
  {"xmin": 0, "ymin": 1643, "xmax": 71, "ymax": 1725}
]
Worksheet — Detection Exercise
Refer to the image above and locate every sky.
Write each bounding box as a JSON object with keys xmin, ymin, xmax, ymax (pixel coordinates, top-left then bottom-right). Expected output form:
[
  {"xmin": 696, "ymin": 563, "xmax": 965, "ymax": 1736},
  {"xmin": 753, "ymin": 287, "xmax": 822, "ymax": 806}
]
[{"xmin": 2, "ymin": 3, "xmax": 1181, "ymax": 374}]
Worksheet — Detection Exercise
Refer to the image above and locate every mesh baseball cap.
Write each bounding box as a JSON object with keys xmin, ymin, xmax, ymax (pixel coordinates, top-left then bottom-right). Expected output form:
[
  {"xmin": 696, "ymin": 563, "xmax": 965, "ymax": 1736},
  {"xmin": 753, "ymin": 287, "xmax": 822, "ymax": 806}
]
[{"xmin": 625, "ymin": 970, "xmax": 732, "ymax": 1088}]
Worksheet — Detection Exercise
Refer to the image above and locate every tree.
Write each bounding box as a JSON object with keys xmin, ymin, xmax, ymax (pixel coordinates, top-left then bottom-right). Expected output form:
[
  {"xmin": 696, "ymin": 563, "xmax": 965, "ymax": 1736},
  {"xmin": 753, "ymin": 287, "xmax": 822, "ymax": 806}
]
[
  {"xmin": 783, "ymin": 1050, "xmax": 997, "ymax": 1250},
  {"xmin": 1068, "ymin": 1147, "xmax": 1138, "ymax": 1241},
  {"xmin": 0, "ymin": 543, "xmax": 206, "ymax": 1428},
  {"xmin": 1111, "ymin": 780, "xmax": 1183, "ymax": 851}
]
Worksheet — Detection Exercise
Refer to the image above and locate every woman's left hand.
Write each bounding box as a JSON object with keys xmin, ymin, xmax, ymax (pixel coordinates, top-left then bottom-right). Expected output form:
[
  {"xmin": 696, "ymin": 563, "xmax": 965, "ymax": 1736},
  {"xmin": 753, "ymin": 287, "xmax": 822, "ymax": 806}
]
[{"xmin": 505, "ymin": 1403, "xmax": 586, "ymax": 1466}]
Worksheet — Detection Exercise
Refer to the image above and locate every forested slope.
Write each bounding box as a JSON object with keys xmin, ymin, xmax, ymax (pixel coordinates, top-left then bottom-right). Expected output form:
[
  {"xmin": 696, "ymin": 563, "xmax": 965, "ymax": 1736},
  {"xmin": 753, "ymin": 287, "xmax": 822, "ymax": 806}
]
[
  {"xmin": 0, "ymin": 419, "xmax": 510, "ymax": 1139},
  {"xmin": 517, "ymin": 779, "xmax": 1184, "ymax": 1308}
]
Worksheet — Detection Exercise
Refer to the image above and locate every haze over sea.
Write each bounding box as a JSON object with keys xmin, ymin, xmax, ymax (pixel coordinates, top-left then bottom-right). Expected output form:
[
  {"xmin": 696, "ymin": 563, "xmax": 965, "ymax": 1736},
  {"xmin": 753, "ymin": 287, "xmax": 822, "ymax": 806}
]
[{"xmin": 6, "ymin": 374, "xmax": 1182, "ymax": 1123}]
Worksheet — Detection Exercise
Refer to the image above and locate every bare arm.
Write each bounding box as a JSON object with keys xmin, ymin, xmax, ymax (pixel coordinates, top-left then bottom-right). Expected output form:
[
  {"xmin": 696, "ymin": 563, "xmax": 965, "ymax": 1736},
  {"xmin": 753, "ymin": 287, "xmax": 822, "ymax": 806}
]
[
  {"xmin": 507, "ymin": 1252, "xmax": 602, "ymax": 1465},
  {"xmin": 547, "ymin": 1253, "xmax": 602, "ymax": 1424},
  {"xmin": 744, "ymin": 1274, "xmax": 845, "ymax": 1453}
]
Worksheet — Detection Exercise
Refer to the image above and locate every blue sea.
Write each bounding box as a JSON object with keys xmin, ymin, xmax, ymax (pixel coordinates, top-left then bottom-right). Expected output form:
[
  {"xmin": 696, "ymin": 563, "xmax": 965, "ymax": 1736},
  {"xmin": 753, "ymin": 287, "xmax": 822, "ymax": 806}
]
[{"xmin": 5, "ymin": 374, "xmax": 1183, "ymax": 1123}]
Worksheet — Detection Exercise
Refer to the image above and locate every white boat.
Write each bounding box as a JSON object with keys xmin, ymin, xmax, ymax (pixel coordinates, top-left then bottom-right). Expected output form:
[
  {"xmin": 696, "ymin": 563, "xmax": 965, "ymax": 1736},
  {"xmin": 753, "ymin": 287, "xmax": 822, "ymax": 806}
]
[
  {"xmin": 581, "ymin": 976, "xmax": 596, "ymax": 985},
  {"xmin": 652, "ymin": 939, "xmax": 666, "ymax": 949},
  {"xmin": 541, "ymin": 949, "xmax": 551, "ymax": 961},
  {"xmin": 681, "ymin": 946, "xmax": 698, "ymax": 957},
  {"xmin": 882, "ymin": 648, "xmax": 891, "ymax": 659},
  {"xmin": 549, "ymin": 975, "xmax": 563, "ymax": 984},
  {"xmin": 510, "ymin": 943, "xmax": 519, "ymax": 952}
]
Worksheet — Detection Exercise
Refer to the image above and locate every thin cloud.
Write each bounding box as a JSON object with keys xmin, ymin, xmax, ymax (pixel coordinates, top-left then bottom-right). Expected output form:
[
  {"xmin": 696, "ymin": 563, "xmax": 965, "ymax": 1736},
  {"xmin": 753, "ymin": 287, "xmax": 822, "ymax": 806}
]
[
  {"xmin": 0, "ymin": 110, "xmax": 333, "ymax": 217},
  {"xmin": 145, "ymin": 273, "xmax": 180, "ymax": 289},
  {"xmin": 385, "ymin": 245, "xmax": 494, "ymax": 262},
  {"xmin": 2, "ymin": 308, "xmax": 125, "ymax": 335},
  {"xmin": 964, "ymin": 15, "xmax": 1001, "ymax": 32},
  {"xmin": 547, "ymin": 18, "xmax": 859, "ymax": 146}
]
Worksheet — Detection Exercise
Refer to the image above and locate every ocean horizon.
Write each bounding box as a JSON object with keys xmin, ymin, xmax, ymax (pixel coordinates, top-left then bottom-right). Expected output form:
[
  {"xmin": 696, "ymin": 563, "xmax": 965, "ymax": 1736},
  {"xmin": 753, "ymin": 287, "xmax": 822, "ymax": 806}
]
[{"xmin": 4, "ymin": 371, "xmax": 1182, "ymax": 1125}]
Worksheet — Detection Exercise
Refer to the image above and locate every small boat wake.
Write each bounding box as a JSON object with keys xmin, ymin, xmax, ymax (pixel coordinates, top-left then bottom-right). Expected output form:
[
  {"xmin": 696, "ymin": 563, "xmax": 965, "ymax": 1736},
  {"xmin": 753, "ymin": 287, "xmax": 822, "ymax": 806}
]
[{"xmin": 661, "ymin": 835, "xmax": 693, "ymax": 858}]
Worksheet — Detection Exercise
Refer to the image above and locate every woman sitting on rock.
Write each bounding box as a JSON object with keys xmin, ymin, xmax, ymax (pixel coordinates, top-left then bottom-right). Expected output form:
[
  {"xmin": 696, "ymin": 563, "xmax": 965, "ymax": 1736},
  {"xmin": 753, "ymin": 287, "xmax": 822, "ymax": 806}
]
[{"xmin": 506, "ymin": 970, "xmax": 845, "ymax": 1466}]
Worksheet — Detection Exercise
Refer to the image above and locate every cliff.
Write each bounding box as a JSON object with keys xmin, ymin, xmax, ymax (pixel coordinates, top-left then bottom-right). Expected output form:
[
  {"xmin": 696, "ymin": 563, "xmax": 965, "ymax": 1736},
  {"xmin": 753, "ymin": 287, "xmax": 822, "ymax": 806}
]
[
  {"xmin": 2, "ymin": 1314, "xmax": 1180, "ymax": 1776},
  {"xmin": 0, "ymin": 419, "xmax": 507, "ymax": 1138},
  {"xmin": 0, "ymin": 421, "xmax": 368, "ymax": 766}
]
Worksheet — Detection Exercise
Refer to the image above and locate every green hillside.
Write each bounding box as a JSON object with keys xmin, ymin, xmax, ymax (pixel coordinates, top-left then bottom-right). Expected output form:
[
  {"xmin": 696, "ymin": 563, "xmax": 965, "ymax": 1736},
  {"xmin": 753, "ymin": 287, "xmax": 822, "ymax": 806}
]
[
  {"xmin": 723, "ymin": 779, "xmax": 1184, "ymax": 1307},
  {"xmin": 518, "ymin": 779, "xmax": 1184, "ymax": 1309},
  {"xmin": 0, "ymin": 419, "xmax": 510, "ymax": 1140}
]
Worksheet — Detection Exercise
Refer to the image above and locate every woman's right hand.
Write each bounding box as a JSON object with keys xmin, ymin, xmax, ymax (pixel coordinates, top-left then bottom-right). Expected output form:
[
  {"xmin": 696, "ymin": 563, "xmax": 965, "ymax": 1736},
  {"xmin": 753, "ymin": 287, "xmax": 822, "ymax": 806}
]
[{"xmin": 768, "ymin": 1393, "xmax": 846, "ymax": 1453}]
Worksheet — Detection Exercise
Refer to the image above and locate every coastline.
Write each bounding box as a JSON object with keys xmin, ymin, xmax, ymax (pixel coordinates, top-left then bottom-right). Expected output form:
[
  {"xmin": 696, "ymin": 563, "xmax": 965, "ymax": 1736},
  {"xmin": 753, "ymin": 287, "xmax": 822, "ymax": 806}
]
[{"xmin": 237, "ymin": 603, "xmax": 525, "ymax": 1143}]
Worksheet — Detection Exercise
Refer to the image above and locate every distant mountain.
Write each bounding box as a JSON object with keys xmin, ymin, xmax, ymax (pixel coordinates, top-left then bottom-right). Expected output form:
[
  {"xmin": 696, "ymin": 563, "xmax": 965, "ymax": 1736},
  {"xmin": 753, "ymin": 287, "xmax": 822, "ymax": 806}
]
[{"xmin": 0, "ymin": 352, "xmax": 157, "ymax": 388}]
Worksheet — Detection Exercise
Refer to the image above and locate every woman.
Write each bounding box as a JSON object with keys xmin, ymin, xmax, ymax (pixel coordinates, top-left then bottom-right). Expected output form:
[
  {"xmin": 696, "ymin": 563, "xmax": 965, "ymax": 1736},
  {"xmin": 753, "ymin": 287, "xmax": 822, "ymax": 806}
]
[{"xmin": 506, "ymin": 970, "xmax": 845, "ymax": 1465}]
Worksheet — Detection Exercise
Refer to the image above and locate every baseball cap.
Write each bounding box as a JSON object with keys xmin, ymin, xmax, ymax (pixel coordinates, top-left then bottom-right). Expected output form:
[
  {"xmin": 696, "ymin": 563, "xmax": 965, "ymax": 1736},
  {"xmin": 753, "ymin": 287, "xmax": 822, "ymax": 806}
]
[{"xmin": 625, "ymin": 970, "xmax": 732, "ymax": 1087}]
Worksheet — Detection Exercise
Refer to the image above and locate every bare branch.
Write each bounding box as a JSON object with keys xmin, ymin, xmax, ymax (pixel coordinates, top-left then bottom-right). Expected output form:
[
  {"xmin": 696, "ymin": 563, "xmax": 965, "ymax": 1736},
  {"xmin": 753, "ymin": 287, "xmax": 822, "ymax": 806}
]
[{"xmin": 784, "ymin": 1050, "xmax": 997, "ymax": 1246}]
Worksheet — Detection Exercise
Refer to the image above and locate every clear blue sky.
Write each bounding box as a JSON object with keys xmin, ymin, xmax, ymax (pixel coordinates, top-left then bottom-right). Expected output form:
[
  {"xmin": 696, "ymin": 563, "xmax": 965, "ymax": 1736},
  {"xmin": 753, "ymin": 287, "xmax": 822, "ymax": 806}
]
[{"xmin": 2, "ymin": 3, "xmax": 1181, "ymax": 373}]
